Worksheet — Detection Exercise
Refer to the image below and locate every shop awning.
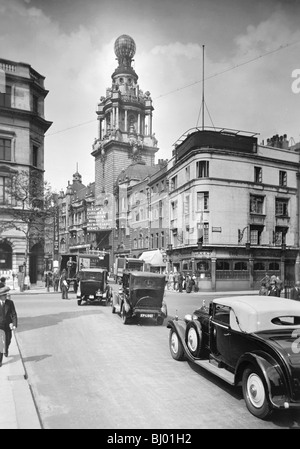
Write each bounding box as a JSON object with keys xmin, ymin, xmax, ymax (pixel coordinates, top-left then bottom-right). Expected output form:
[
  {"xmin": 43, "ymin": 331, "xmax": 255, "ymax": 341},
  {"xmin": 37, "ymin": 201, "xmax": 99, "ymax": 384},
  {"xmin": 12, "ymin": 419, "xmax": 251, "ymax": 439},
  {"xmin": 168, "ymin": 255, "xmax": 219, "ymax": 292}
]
[{"xmin": 139, "ymin": 249, "xmax": 165, "ymax": 267}]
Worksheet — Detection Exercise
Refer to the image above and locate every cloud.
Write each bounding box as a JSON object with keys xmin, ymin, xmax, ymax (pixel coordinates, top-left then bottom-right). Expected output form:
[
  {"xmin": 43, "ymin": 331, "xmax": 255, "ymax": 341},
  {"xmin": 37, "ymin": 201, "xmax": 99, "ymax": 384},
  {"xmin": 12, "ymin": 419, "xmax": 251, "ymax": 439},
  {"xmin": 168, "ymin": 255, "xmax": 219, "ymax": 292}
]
[{"xmin": 151, "ymin": 42, "xmax": 202, "ymax": 60}]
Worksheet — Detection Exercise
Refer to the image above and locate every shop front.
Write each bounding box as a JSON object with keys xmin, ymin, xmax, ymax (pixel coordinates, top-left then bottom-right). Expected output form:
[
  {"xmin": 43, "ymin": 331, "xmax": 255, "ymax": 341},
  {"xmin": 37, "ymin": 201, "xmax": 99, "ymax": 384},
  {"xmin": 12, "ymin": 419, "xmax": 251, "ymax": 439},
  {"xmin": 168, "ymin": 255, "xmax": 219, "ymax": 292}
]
[{"xmin": 169, "ymin": 245, "xmax": 296, "ymax": 292}]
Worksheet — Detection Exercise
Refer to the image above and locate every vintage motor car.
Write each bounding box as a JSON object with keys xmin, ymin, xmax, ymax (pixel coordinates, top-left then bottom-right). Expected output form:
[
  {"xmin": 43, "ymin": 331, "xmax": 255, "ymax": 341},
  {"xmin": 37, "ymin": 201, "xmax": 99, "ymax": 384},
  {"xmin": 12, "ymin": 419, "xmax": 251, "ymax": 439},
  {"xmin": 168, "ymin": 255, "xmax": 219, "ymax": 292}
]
[
  {"xmin": 168, "ymin": 295, "xmax": 300, "ymax": 419},
  {"xmin": 111, "ymin": 271, "xmax": 168, "ymax": 325},
  {"xmin": 76, "ymin": 268, "xmax": 112, "ymax": 306}
]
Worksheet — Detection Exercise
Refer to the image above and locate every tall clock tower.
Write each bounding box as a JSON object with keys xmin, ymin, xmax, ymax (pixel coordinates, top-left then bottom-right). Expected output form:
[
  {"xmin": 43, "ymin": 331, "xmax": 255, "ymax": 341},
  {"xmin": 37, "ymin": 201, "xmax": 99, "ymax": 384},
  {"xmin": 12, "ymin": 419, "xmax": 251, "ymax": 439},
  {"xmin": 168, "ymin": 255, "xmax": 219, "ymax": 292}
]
[
  {"xmin": 92, "ymin": 34, "xmax": 159, "ymax": 199},
  {"xmin": 91, "ymin": 35, "xmax": 159, "ymax": 259}
]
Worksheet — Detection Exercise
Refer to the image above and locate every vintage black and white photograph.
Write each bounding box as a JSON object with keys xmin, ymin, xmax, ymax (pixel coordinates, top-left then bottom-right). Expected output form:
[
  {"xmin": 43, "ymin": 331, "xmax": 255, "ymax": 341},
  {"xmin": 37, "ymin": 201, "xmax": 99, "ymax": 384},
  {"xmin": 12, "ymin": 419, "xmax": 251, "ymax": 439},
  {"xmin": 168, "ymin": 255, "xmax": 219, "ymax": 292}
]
[{"xmin": 0, "ymin": 0, "xmax": 300, "ymax": 432}]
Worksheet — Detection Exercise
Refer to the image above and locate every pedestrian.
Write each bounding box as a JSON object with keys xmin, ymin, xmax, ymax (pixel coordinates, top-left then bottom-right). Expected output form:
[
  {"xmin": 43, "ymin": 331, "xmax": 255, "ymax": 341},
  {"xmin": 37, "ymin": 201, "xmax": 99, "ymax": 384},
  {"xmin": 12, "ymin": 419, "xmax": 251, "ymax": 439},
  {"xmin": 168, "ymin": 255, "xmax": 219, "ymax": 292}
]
[
  {"xmin": 186, "ymin": 275, "xmax": 193, "ymax": 293},
  {"xmin": 53, "ymin": 270, "xmax": 59, "ymax": 292},
  {"xmin": 0, "ymin": 276, "xmax": 6, "ymax": 288},
  {"xmin": 168, "ymin": 272, "xmax": 174, "ymax": 291},
  {"xmin": 267, "ymin": 279, "xmax": 280, "ymax": 297},
  {"xmin": 174, "ymin": 271, "xmax": 179, "ymax": 292},
  {"xmin": 178, "ymin": 272, "xmax": 183, "ymax": 293},
  {"xmin": 259, "ymin": 282, "xmax": 268, "ymax": 296},
  {"xmin": 191, "ymin": 273, "xmax": 197, "ymax": 292},
  {"xmin": 0, "ymin": 286, "xmax": 18, "ymax": 367},
  {"xmin": 290, "ymin": 281, "xmax": 300, "ymax": 301},
  {"xmin": 60, "ymin": 270, "xmax": 69, "ymax": 299}
]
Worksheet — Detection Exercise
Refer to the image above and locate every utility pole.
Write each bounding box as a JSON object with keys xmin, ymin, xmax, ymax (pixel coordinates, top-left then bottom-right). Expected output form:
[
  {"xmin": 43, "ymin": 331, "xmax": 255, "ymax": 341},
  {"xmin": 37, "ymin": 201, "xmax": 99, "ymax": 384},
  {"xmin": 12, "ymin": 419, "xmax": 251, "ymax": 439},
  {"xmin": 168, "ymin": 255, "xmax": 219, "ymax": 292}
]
[{"xmin": 202, "ymin": 44, "xmax": 205, "ymax": 130}]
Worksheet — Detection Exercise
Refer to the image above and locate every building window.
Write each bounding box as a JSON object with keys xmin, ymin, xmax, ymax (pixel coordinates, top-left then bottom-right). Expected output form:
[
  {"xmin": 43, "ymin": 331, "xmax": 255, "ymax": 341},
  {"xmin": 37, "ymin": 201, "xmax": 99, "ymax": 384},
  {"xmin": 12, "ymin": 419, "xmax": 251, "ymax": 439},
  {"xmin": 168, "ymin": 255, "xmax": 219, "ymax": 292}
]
[
  {"xmin": 184, "ymin": 194, "xmax": 190, "ymax": 217},
  {"xmin": 253, "ymin": 262, "xmax": 266, "ymax": 271},
  {"xmin": 234, "ymin": 261, "xmax": 248, "ymax": 271},
  {"xmin": 196, "ymin": 160, "xmax": 209, "ymax": 178},
  {"xmin": 250, "ymin": 226, "xmax": 263, "ymax": 245},
  {"xmin": 171, "ymin": 200, "xmax": 178, "ymax": 220},
  {"xmin": 155, "ymin": 233, "xmax": 159, "ymax": 248},
  {"xmin": 0, "ymin": 85, "xmax": 11, "ymax": 108},
  {"xmin": 216, "ymin": 260, "xmax": 230, "ymax": 271},
  {"xmin": 32, "ymin": 145, "xmax": 38, "ymax": 167},
  {"xmin": 185, "ymin": 166, "xmax": 190, "ymax": 182},
  {"xmin": 269, "ymin": 261, "xmax": 280, "ymax": 271},
  {"xmin": 138, "ymin": 234, "xmax": 143, "ymax": 249},
  {"xmin": 250, "ymin": 195, "xmax": 264, "ymax": 214},
  {"xmin": 275, "ymin": 198, "xmax": 289, "ymax": 217},
  {"xmin": 0, "ymin": 176, "xmax": 11, "ymax": 204},
  {"xmin": 161, "ymin": 231, "xmax": 165, "ymax": 248},
  {"xmin": 0, "ymin": 138, "xmax": 12, "ymax": 161},
  {"xmin": 254, "ymin": 166, "xmax": 262, "ymax": 183},
  {"xmin": 196, "ymin": 260, "xmax": 211, "ymax": 277},
  {"xmin": 279, "ymin": 171, "xmax": 287, "ymax": 187},
  {"xmin": 197, "ymin": 192, "xmax": 209, "ymax": 211},
  {"xmin": 170, "ymin": 175, "xmax": 177, "ymax": 191},
  {"xmin": 273, "ymin": 227, "xmax": 287, "ymax": 246},
  {"xmin": 203, "ymin": 223, "xmax": 209, "ymax": 243},
  {"xmin": 150, "ymin": 234, "xmax": 154, "ymax": 249},
  {"xmin": 133, "ymin": 238, "xmax": 137, "ymax": 249},
  {"xmin": 159, "ymin": 200, "xmax": 163, "ymax": 218}
]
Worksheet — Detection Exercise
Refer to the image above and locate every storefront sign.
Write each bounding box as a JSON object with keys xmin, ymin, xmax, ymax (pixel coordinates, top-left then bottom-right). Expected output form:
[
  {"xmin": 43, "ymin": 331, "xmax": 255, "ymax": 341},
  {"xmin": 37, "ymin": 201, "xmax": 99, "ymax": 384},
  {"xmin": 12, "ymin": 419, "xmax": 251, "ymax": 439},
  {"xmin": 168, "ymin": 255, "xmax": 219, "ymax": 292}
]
[{"xmin": 193, "ymin": 251, "xmax": 211, "ymax": 258}]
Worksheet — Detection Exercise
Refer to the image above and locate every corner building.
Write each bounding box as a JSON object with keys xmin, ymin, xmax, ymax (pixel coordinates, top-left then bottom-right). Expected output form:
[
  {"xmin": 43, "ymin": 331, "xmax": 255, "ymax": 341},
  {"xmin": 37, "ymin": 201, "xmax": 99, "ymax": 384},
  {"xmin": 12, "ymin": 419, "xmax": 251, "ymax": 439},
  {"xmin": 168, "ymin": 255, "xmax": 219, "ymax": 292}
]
[
  {"xmin": 168, "ymin": 128, "xmax": 299, "ymax": 291},
  {"xmin": 0, "ymin": 59, "xmax": 52, "ymax": 285}
]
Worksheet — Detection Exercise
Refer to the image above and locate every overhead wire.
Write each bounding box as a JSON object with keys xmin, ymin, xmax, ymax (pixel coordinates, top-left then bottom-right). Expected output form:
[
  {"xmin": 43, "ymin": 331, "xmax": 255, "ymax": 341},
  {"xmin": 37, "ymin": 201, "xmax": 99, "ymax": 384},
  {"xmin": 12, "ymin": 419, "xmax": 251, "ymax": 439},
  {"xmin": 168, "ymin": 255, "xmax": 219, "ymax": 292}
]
[{"xmin": 45, "ymin": 39, "xmax": 300, "ymax": 138}]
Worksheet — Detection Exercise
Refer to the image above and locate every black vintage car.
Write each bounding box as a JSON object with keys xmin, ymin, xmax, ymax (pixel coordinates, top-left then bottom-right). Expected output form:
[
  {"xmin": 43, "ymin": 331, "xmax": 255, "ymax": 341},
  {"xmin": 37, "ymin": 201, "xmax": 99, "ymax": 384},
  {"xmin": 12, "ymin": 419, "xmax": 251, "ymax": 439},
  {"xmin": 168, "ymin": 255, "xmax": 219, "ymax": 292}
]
[
  {"xmin": 76, "ymin": 268, "xmax": 112, "ymax": 306},
  {"xmin": 168, "ymin": 295, "xmax": 300, "ymax": 419},
  {"xmin": 111, "ymin": 271, "xmax": 168, "ymax": 325}
]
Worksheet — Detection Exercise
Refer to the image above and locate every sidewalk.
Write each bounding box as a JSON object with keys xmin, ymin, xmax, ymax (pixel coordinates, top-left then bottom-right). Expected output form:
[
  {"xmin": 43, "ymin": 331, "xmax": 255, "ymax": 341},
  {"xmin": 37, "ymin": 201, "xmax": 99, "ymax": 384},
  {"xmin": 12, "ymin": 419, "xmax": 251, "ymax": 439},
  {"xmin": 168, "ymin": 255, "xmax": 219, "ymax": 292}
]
[{"xmin": 0, "ymin": 332, "xmax": 42, "ymax": 429}]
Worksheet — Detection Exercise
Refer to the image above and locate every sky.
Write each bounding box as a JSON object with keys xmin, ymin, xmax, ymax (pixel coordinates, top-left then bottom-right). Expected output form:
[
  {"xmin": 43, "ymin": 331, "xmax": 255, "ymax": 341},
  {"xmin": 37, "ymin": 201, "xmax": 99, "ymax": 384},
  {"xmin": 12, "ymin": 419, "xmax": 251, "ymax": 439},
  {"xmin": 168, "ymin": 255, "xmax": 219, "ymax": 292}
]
[{"xmin": 1, "ymin": 0, "xmax": 300, "ymax": 192}]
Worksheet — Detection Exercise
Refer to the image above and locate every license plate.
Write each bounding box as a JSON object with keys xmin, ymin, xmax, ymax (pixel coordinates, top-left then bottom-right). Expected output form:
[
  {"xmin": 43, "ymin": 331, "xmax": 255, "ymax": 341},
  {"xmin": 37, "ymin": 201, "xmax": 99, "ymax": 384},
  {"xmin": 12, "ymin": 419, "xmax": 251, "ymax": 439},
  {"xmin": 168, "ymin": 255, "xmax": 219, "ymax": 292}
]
[{"xmin": 140, "ymin": 313, "xmax": 154, "ymax": 318}]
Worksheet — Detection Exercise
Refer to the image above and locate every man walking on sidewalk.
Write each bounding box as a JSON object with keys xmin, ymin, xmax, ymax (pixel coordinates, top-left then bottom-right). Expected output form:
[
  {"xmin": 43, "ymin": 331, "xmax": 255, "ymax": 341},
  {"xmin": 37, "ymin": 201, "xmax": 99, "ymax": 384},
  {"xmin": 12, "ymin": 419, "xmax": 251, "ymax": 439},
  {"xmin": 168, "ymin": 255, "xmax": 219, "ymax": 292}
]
[{"xmin": 0, "ymin": 286, "xmax": 18, "ymax": 367}]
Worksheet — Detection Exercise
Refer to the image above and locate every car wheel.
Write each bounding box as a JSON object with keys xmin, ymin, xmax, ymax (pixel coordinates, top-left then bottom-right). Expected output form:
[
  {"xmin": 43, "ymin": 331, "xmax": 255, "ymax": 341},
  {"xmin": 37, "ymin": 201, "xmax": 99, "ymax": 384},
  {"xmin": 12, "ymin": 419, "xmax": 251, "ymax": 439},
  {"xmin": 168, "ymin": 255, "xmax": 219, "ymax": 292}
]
[
  {"xmin": 185, "ymin": 322, "xmax": 204, "ymax": 358},
  {"xmin": 169, "ymin": 329, "xmax": 184, "ymax": 361},
  {"xmin": 121, "ymin": 304, "xmax": 129, "ymax": 324},
  {"xmin": 242, "ymin": 367, "xmax": 272, "ymax": 419}
]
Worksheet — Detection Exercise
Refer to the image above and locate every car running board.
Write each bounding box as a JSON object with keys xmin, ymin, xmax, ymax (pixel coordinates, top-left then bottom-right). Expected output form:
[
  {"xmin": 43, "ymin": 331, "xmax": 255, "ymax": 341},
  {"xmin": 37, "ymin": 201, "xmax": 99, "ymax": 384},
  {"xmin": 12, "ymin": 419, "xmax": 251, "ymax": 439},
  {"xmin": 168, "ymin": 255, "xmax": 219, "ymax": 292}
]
[{"xmin": 193, "ymin": 359, "xmax": 235, "ymax": 385}]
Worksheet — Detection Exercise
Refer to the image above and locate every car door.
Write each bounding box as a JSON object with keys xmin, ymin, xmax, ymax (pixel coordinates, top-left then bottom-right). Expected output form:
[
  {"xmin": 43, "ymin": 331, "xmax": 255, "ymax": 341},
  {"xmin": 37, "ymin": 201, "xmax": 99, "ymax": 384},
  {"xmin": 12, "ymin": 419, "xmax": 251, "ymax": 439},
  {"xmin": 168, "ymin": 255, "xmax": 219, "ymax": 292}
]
[{"xmin": 210, "ymin": 304, "xmax": 232, "ymax": 362}]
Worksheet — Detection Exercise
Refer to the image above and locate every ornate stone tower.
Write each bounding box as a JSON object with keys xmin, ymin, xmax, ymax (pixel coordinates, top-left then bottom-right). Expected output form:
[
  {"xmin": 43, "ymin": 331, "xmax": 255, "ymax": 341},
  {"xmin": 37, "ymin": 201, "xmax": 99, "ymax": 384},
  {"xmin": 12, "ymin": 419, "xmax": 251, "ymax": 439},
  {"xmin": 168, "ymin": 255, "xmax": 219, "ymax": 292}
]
[{"xmin": 91, "ymin": 35, "xmax": 159, "ymax": 200}]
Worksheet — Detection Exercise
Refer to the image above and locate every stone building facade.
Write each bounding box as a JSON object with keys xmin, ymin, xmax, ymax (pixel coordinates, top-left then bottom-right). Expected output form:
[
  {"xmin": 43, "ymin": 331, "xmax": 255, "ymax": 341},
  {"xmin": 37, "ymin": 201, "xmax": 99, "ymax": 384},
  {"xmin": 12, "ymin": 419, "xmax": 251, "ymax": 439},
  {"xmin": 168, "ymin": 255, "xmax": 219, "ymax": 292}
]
[
  {"xmin": 0, "ymin": 58, "xmax": 52, "ymax": 286},
  {"xmin": 167, "ymin": 128, "xmax": 299, "ymax": 291}
]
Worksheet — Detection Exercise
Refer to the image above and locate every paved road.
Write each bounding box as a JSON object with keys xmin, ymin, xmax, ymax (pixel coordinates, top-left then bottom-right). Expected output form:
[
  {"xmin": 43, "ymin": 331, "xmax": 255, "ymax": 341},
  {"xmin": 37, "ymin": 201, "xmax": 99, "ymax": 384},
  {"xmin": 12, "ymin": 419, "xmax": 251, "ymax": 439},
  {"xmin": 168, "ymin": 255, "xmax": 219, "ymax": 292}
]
[{"xmin": 12, "ymin": 289, "xmax": 300, "ymax": 429}]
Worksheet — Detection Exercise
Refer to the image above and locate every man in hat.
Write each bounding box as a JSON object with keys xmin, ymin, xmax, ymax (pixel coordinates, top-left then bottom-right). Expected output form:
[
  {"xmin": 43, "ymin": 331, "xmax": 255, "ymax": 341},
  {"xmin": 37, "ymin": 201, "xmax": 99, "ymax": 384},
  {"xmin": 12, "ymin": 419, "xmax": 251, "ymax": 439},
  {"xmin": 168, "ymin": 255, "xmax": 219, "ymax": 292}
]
[{"xmin": 0, "ymin": 286, "xmax": 18, "ymax": 367}]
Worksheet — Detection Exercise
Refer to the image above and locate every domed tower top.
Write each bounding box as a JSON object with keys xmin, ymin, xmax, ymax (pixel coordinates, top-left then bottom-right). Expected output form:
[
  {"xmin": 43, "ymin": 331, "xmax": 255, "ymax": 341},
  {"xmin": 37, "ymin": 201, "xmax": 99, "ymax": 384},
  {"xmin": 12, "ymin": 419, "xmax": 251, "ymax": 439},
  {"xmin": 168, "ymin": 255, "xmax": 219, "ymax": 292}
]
[{"xmin": 114, "ymin": 35, "xmax": 136, "ymax": 68}]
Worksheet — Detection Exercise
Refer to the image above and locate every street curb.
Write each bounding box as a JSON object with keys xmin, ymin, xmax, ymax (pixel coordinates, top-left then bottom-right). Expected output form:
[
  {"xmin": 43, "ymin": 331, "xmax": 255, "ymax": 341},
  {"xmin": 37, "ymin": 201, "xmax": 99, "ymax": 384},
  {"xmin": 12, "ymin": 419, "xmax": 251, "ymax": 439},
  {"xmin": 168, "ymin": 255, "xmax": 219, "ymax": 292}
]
[{"xmin": 0, "ymin": 333, "xmax": 42, "ymax": 429}]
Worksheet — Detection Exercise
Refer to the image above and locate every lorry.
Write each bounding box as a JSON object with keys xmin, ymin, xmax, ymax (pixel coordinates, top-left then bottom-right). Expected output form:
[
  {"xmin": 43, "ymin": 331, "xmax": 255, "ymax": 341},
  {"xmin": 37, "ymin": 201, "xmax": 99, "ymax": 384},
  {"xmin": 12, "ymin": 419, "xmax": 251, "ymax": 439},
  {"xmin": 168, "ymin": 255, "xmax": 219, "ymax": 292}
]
[
  {"xmin": 114, "ymin": 257, "xmax": 144, "ymax": 284},
  {"xmin": 59, "ymin": 251, "xmax": 110, "ymax": 292}
]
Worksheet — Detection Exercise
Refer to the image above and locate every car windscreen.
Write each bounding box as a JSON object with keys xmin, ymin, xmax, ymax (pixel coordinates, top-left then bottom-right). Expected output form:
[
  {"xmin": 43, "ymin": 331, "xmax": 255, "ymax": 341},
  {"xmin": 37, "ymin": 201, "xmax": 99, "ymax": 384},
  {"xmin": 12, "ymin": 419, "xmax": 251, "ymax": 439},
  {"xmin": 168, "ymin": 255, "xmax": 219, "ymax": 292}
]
[{"xmin": 80, "ymin": 272, "xmax": 103, "ymax": 281}]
